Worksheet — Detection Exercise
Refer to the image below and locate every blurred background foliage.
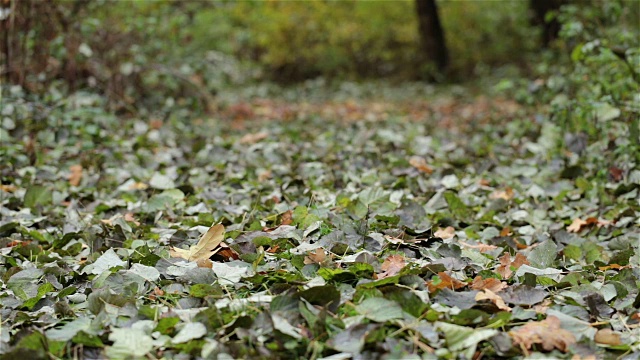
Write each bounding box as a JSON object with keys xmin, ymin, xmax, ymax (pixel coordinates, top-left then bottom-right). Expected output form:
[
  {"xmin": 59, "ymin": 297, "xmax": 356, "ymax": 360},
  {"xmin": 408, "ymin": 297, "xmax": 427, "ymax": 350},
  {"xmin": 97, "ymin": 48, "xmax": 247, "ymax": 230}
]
[{"xmin": 0, "ymin": 0, "xmax": 638, "ymax": 117}]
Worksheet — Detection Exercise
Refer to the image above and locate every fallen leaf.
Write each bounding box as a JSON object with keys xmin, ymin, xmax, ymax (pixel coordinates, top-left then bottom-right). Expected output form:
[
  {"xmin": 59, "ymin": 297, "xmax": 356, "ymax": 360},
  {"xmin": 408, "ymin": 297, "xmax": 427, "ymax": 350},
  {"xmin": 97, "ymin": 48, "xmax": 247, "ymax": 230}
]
[
  {"xmin": 533, "ymin": 298, "xmax": 552, "ymax": 314},
  {"xmin": 149, "ymin": 119, "xmax": 163, "ymax": 129},
  {"xmin": 0, "ymin": 184, "xmax": 17, "ymax": 193},
  {"xmin": 123, "ymin": 212, "xmax": 140, "ymax": 226},
  {"xmin": 598, "ymin": 264, "xmax": 631, "ymax": 271},
  {"xmin": 609, "ymin": 167, "xmax": 623, "ymax": 182},
  {"xmin": 215, "ymin": 243, "xmax": 240, "ymax": 261},
  {"xmin": 594, "ymin": 329, "xmax": 621, "ymax": 346},
  {"xmin": 239, "ymin": 131, "xmax": 269, "ymax": 144},
  {"xmin": 427, "ymin": 272, "xmax": 467, "ymax": 293},
  {"xmin": 68, "ymin": 165, "xmax": 83, "ymax": 187},
  {"xmin": 500, "ymin": 227, "xmax": 512, "ymax": 236},
  {"xmin": 304, "ymin": 248, "xmax": 327, "ymax": 265},
  {"xmin": 434, "ymin": 226, "xmax": 455, "ymax": 239},
  {"xmin": 459, "ymin": 241, "xmax": 498, "ymax": 253},
  {"xmin": 470, "ymin": 276, "xmax": 507, "ymax": 292},
  {"xmin": 196, "ymin": 259, "xmax": 213, "ymax": 268},
  {"xmin": 496, "ymin": 253, "xmax": 529, "ymax": 279},
  {"xmin": 258, "ymin": 170, "xmax": 272, "ymax": 182},
  {"xmin": 128, "ymin": 181, "xmax": 149, "ymax": 190},
  {"xmin": 567, "ymin": 218, "xmax": 588, "ymax": 233},
  {"xmin": 478, "ymin": 179, "xmax": 491, "ymax": 187},
  {"xmin": 475, "ymin": 289, "xmax": 511, "ymax": 311},
  {"xmin": 409, "ymin": 156, "xmax": 433, "ymax": 174},
  {"xmin": 489, "ymin": 187, "xmax": 514, "ymax": 200},
  {"xmin": 509, "ymin": 316, "xmax": 576, "ymax": 354},
  {"xmin": 280, "ymin": 210, "xmax": 293, "ymax": 226},
  {"xmin": 170, "ymin": 224, "xmax": 225, "ymax": 262},
  {"xmin": 377, "ymin": 254, "xmax": 406, "ymax": 279}
]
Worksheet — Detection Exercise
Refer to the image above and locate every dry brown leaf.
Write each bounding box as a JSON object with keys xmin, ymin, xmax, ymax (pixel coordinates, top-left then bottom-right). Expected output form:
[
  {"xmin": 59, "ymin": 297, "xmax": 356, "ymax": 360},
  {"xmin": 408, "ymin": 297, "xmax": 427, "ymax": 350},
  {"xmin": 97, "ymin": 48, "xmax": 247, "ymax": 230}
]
[
  {"xmin": 304, "ymin": 248, "xmax": 327, "ymax": 265},
  {"xmin": 594, "ymin": 329, "xmax": 622, "ymax": 346},
  {"xmin": 123, "ymin": 212, "xmax": 140, "ymax": 226},
  {"xmin": 533, "ymin": 298, "xmax": 552, "ymax": 314},
  {"xmin": 571, "ymin": 356, "xmax": 596, "ymax": 360},
  {"xmin": 409, "ymin": 156, "xmax": 434, "ymax": 174},
  {"xmin": 239, "ymin": 131, "xmax": 269, "ymax": 144},
  {"xmin": 169, "ymin": 224, "xmax": 225, "ymax": 262},
  {"xmin": 434, "ymin": 226, "xmax": 455, "ymax": 239},
  {"xmin": 496, "ymin": 252, "xmax": 529, "ymax": 279},
  {"xmin": 377, "ymin": 254, "xmax": 406, "ymax": 279},
  {"xmin": 475, "ymin": 289, "xmax": 511, "ymax": 311},
  {"xmin": 427, "ymin": 272, "xmax": 467, "ymax": 293},
  {"xmin": 478, "ymin": 179, "xmax": 491, "ymax": 187},
  {"xmin": 470, "ymin": 276, "xmax": 507, "ymax": 292},
  {"xmin": 69, "ymin": 165, "xmax": 83, "ymax": 187},
  {"xmin": 128, "ymin": 181, "xmax": 149, "ymax": 190},
  {"xmin": 567, "ymin": 218, "xmax": 588, "ymax": 233},
  {"xmin": 509, "ymin": 316, "xmax": 576, "ymax": 354},
  {"xmin": 500, "ymin": 227, "xmax": 513, "ymax": 236},
  {"xmin": 459, "ymin": 241, "xmax": 498, "ymax": 253},
  {"xmin": 258, "ymin": 169, "xmax": 272, "ymax": 182},
  {"xmin": 149, "ymin": 119, "xmax": 163, "ymax": 129},
  {"xmin": 598, "ymin": 264, "xmax": 632, "ymax": 271},
  {"xmin": 196, "ymin": 258, "xmax": 213, "ymax": 268},
  {"xmin": 0, "ymin": 184, "xmax": 17, "ymax": 193},
  {"xmin": 489, "ymin": 187, "xmax": 514, "ymax": 200},
  {"xmin": 216, "ymin": 243, "xmax": 240, "ymax": 261},
  {"xmin": 280, "ymin": 210, "xmax": 293, "ymax": 226}
]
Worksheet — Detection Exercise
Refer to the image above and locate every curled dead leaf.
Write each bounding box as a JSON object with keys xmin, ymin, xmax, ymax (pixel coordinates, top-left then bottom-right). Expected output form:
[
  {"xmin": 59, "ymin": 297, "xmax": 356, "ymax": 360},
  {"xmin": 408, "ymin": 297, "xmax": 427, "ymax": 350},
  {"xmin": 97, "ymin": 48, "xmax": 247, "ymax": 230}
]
[
  {"xmin": 69, "ymin": 165, "xmax": 83, "ymax": 187},
  {"xmin": 123, "ymin": 212, "xmax": 140, "ymax": 226},
  {"xmin": 509, "ymin": 315, "xmax": 576, "ymax": 354},
  {"xmin": 170, "ymin": 223, "xmax": 225, "ymax": 262},
  {"xmin": 459, "ymin": 241, "xmax": 498, "ymax": 253},
  {"xmin": 567, "ymin": 218, "xmax": 588, "ymax": 233},
  {"xmin": 280, "ymin": 210, "xmax": 293, "ymax": 226},
  {"xmin": 489, "ymin": 187, "xmax": 514, "ymax": 200},
  {"xmin": 568, "ymin": 217, "xmax": 613, "ymax": 233},
  {"xmin": 409, "ymin": 156, "xmax": 433, "ymax": 174},
  {"xmin": 470, "ymin": 276, "xmax": 507, "ymax": 292},
  {"xmin": 500, "ymin": 227, "xmax": 513, "ymax": 237},
  {"xmin": 0, "ymin": 184, "xmax": 17, "ymax": 193},
  {"xmin": 128, "ymin": 181, "xmax": 149, "ymax": 190},
  {"xmin": 475, "ymin": 289, "xmax": 511, "ymax": 311},
  {"xmin": 594, "ymin": 329, "xmax": 622, "ymax": 346},
  {"xmin": 239, "ymin": 131, "xmax": 269, "ymax": 144},
  {"xmin": 434, "ymin": 226, "xmax": 455, "ymax": 240},
  {"xmin": 377, "ymin": 254, "xmax": 406, "ymax": 279},
  {"xmin": 496, "ymin": 252, "xmax": 529, "ymax": 279},
  {"xmin": 304, "ymin": 248, "xmax": 328, "ymax": 265},
  {"xmin": 427, "ymin": 272, "xmax": 467, "ymax": 293}
]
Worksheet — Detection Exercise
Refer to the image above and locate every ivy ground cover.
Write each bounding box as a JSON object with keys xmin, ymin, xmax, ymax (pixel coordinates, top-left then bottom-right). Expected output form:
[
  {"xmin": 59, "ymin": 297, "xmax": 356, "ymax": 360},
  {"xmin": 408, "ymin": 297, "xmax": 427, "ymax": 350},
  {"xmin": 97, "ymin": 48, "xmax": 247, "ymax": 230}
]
[{"xmin": 1, "ymin": 88, "xmax": 639, "ymax": 359}]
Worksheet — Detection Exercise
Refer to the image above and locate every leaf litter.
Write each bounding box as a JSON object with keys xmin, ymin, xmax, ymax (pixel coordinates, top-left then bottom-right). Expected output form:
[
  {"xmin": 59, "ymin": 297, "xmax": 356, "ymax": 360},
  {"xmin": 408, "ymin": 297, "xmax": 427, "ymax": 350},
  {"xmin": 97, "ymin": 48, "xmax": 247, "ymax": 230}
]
[{"xmin": 1, "ymin": 85, "xmax": 638, "ymax": 359}]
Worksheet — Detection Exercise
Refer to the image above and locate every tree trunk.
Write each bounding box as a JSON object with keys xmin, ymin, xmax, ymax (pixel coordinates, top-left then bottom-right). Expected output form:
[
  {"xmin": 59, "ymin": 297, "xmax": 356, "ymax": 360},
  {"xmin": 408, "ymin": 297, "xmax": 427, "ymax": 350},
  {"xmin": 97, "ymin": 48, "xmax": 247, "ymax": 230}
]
[
  {"xmin": 415, "ymin": 0, "xmax": 448, "ymax": 72},
  {"xmin": 530, "ymin": 0, "xmax": 563, "ymax": 47}
]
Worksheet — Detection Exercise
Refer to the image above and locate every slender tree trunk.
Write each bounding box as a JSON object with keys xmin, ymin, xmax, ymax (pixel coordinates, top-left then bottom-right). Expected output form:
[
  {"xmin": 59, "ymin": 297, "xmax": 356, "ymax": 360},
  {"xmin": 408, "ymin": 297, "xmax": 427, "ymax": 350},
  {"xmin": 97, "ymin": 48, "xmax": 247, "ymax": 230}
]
[
  {"xmin": 530, "ymin": 0, "xmax": 563, "ymax": 47},
  {"xmin": 415, "ymin": 0, "xmax": 448, "ymax": 72}
]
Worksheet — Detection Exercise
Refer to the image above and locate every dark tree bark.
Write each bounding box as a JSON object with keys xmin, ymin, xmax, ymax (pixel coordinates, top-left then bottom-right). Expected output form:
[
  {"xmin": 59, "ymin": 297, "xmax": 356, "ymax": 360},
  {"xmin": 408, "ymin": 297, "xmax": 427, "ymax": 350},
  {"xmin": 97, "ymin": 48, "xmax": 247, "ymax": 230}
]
[
  {"xmin": 415, "ymin": 0, "xmax": 448, "ymax": 72},
  {"xmin": 530, "ymin": 0, "xmax": 563, "ymax": 47}
]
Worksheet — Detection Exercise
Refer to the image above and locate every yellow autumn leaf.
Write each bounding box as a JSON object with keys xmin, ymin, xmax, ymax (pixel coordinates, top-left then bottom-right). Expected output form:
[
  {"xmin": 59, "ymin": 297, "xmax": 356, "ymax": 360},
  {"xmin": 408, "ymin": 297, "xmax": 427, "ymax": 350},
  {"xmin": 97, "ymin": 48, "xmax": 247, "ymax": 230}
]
[{"xmin": 170, "ymin": 224, "xmax": 225, "ymax": 262}]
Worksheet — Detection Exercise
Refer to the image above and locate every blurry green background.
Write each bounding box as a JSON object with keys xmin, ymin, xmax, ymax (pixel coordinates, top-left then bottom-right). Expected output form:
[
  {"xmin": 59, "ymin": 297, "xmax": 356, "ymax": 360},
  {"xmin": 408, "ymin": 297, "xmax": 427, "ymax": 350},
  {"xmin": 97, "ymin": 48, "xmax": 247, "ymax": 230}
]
[{"xmin": 1, "ymin": 0, "xmax": 638, "ymax": 113}]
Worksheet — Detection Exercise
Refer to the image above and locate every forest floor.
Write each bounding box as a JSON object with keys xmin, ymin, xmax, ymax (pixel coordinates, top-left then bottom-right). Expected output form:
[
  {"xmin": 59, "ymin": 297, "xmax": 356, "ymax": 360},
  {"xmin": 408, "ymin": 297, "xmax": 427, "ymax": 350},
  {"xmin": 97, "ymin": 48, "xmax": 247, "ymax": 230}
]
[{"xmin": 1, "ymin": 82, "xmax": 639, "ymax": 359}]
